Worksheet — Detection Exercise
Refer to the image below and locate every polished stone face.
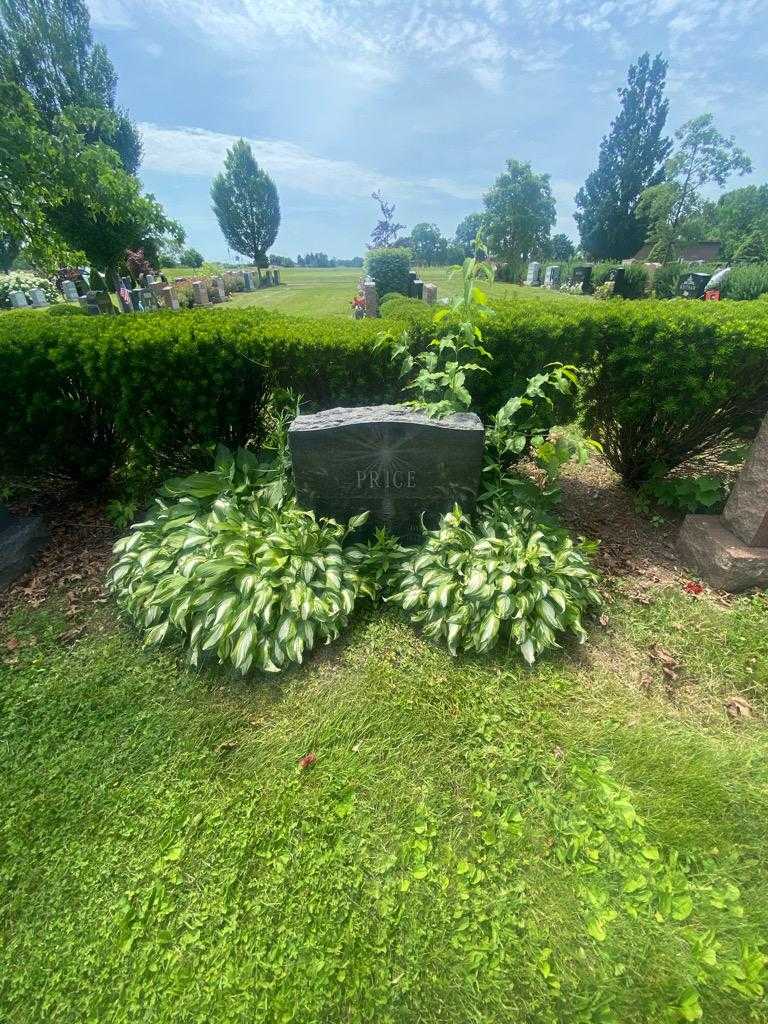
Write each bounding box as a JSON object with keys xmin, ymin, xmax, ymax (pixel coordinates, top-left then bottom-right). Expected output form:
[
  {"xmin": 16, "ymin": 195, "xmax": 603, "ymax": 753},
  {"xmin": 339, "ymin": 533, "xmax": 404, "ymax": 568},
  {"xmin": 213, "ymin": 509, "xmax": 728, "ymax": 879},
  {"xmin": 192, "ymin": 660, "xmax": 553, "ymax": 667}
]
[{"xmin": 289, "ymin": 405, "xmax": 485, "ymax": 540}]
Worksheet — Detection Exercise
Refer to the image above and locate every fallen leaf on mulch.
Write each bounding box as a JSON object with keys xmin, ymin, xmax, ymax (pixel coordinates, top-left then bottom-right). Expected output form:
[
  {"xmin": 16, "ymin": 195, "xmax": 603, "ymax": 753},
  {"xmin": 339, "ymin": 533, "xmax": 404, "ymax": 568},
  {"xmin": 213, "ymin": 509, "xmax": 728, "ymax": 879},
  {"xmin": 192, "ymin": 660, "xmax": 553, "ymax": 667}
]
[
  {"xmin": 4, "ymin": 637, "xmax": 19, "ymax": 651},
  {"xmin": 599, "ymin": 614, "xmax": 610, "ymax": 627},
  {"xmin": 724, "ymin": 696, "xmax": 753, "ymax": 720},
  {"xmin": 298, "ymin": 752, "xmax": 317, "ymax": 770}
]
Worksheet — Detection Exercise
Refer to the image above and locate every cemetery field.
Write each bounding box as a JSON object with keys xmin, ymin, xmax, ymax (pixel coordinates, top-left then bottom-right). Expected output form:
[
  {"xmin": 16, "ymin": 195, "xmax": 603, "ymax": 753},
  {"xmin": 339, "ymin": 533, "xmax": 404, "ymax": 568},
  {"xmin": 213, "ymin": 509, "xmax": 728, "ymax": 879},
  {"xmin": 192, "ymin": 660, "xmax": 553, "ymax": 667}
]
[
  {"xmin": 174, "ymin": 266, "xmax": 586, "ymax": 318},
  {"xmin": 1, "ymin": 548, "xmax": 767, "ymax": 1021}
]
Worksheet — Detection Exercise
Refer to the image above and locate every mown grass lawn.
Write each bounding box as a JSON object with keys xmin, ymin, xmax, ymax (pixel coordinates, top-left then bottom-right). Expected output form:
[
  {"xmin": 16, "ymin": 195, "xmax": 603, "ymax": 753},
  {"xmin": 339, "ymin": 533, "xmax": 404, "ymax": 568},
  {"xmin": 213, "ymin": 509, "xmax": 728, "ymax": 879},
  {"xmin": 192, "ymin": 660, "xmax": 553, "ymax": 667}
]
[
  {"xmin": 157, "ymin": 265, "xmax": 589, "ymax": 318},
  {"xmin": 1, "ymin": 585, "xmax": 767, "ymax": 1023}
]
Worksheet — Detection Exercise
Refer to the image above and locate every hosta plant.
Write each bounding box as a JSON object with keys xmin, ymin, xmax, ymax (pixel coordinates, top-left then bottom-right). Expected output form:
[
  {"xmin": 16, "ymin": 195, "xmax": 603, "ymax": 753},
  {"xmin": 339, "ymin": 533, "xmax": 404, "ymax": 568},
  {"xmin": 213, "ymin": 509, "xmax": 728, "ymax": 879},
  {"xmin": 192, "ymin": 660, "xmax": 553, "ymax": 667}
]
[
  {"xmin": 108, "ymin": 445, "xmax": 374, "ymax": 674},
  {"xmin": 389, "ymin": 505, "xmax": 601, "ymax": 665}
]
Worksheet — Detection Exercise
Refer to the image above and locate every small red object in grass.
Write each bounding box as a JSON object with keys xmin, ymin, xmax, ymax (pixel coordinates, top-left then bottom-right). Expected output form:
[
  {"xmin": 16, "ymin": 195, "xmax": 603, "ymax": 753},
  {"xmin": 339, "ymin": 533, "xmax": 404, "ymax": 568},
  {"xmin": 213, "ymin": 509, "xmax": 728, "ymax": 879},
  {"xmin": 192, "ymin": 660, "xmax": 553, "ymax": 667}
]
[
  {"xmin": 298, "ymin": 752, "xmax": 317, "ymax": 770},
  {"xmin": 683, "ymin": 581, "xmax": 704, "ymax": 595}
]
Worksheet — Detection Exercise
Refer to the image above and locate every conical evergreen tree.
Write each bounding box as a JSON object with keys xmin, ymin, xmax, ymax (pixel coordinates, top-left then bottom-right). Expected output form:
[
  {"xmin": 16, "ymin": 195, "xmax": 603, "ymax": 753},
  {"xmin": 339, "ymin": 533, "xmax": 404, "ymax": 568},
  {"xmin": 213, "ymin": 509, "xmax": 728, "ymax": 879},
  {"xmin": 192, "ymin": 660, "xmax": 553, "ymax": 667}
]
[{"xmin": 575, "ymin": 53, "xmax": 671, "ymax": 259}]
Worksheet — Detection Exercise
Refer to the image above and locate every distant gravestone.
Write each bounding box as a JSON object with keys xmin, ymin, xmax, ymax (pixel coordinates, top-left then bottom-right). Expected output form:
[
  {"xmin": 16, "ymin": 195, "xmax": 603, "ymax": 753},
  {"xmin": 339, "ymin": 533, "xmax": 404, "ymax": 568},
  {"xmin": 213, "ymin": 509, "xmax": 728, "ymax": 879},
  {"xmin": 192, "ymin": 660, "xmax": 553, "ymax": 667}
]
[
  {"xmin": 29, "ymin": 288, "xmax": 48, "ymax": 307},
  {"xmin": 679, "ymin": 272, "xmax": 710, "ymax": 299},
  {"xmin": 0, "ymin": 505, "xmax": 48, "ymax": 592},
  {"xmin": 273, "ymin": 268, "xmax": 281, "ymax": 285},
  {"xmin": 678, "ymin": 411, "xmax": 768, "ymax": 591},
  {"xmin": 363, "ymin": 278, "xmax": 379, "ymax": 317},
  {"xmin": 243, "ymin": 271, "xmax": 255, "ymax": 291},
  {"xmin": 288, "ymin": 405, "xmax": 484, "ymax": 541},
  {"xmin": 606, "ymin": 267, "xmax": 626, "ymax": 295},
  {"xmin": 161, "ymin": 286, "xmax": 179, "ymax": 310},
  {"xmin": 424, "ymin": 283, "xmax": 438, "ymax": 304},
  {"xmin": 213, "ymin": 276, "xmax": 227, "ymax": 301},
  {"xmin": 192, "ymin": 281, "xmax": 210, "ymax": 306},
  {"xmin": 525, "ymin": 262, "xmax": 541, "ymax": 286},
  {"xmin": 61, "ymin": 280, "xmax": 79, "ymax": 302},
  {"xmin": 9, "ymin": 291, "xmax": 28, "ymax": 308},
  {"xmin": 412, "ymin": 279, "xmax": 424, "ymax": 300},
  {"xmin": 543, "ymin": 265, "xmax": 560, "ymax": 289},
  {"xmin": 571, "ymin": 266, "xmax": 593, "ymax": 293}
]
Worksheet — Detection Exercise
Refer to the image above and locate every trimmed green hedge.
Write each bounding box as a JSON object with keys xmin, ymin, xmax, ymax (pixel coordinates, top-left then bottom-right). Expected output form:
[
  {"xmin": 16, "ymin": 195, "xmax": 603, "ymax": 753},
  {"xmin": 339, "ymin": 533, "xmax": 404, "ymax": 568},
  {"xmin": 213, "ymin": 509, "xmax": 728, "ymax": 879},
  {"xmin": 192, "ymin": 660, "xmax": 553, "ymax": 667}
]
[{"xmin": 2, "ymin": 300, "xmax": 768, "ymax": 486}]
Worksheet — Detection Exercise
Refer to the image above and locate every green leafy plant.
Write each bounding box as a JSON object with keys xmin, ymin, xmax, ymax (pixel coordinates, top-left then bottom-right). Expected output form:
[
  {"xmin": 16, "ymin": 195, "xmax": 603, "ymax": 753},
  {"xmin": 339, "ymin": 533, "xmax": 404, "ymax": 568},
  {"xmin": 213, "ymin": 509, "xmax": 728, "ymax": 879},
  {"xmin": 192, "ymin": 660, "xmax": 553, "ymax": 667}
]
[
  {"xmin": 108, "ymin": 446, "xmax": 375, "ymax": 674},
  {"xmin": 720, "ymin": 265, "xmax": 768, "ymax": 301},
  {"xmin": 639, "ymin": 473, "xmax": 729, "ymax": 515},
  {"xmin": 364, "ymin": 247, "xmax": 411, "ymax": 299},
  {"xmin": 388, "ymin": 504, "xmax": 600, "ymax": 665},
  {"xmin": 482, "ymin": 364, "xmax": 600, "ymax": 508},
  {"xmin": 380, "ymin": 255, "xmax": 495, "ymax": 418}
]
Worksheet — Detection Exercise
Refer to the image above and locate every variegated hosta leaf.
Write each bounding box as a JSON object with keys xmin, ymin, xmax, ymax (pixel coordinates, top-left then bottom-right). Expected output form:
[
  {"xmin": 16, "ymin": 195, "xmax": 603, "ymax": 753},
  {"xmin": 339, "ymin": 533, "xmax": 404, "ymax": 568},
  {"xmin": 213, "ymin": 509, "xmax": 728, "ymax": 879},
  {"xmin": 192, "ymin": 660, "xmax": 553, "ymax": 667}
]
[
  {"xmin": 388, "ymin": 504, "xmax": 600, "ymax": 665},
  {"xmin": 107, "ymin": 490, "xmax": 375, "ymax": 675}
]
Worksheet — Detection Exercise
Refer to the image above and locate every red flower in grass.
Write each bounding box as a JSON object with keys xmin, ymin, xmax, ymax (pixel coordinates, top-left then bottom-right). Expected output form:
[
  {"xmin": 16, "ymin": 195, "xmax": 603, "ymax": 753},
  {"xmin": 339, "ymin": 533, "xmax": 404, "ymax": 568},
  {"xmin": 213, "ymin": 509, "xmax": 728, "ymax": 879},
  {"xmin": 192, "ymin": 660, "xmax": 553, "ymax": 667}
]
[
  {"xmin": 298, "ymin": 752, "xmax": 317, "ymax": 770},
  {"xmin": 683, "ymin": 581, "xmax": 704, "ymax": 596}
]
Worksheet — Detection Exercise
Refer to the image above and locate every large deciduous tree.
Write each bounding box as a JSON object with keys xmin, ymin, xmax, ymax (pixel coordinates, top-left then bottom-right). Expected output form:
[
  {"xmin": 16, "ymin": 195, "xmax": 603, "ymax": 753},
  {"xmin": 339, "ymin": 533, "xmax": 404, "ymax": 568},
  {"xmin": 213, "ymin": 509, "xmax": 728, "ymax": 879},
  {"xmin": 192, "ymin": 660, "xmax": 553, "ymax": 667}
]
[
  {"xmin": 1, "ymin": 80, "xmax": 182, "ymax": 273},
  {"xmin": 483, "ymin": 160, "xmax": 556, "ymax": 276},
  {"xmin": 409, "ymin": 222, "xmax": 447, "ymax": 265},
  {"xmin": 454, "ymin": 213, "xmax": 484, "ymax": 257},
  {"xmin": 0, "ymin": 0, "xmax": 141, "ymax": 172},
  {"xmin": 211, "ymin": 140, "xmax": 280, "ymax": 279},
  {"xmin": 542, "ymin": 233, "xmax": 576, "ymax": 261},
  {"xmin": 574, "ymin": 53, "xmax": 671, "ymax": 260},
  {"xmin": 637, "ymin": 113, "xmax": 752, "ymax": 262}
]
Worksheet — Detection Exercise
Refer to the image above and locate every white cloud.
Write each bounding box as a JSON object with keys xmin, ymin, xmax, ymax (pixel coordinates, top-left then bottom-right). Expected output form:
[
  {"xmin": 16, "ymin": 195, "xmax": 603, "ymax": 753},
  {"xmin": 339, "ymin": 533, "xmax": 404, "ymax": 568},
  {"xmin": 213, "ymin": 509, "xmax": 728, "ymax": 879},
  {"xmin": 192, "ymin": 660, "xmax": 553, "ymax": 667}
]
[
  {"xmin": 139, "ymin": 122, "xmax": 481, "ymax": 202},
  {"xmin": 88, "ymin": 0, "xmax": 132, "ymax": 28}
]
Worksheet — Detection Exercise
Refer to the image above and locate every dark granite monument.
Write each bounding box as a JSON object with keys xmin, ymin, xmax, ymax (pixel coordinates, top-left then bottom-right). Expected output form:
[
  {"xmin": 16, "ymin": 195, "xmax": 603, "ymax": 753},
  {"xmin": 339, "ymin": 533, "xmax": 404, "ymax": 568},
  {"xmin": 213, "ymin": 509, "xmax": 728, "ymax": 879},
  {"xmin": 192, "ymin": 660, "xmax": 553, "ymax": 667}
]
[
  {"xmin": 571, "ymin": 266, "xmax": 593, "ymax": 293},
  {"xmin": 678, "ymin": 272, "xmax": 710, "ymax": 299},
  {"xmin": 606, "ymin": 267, "xmax": 626, "ymax": 295},
  {"xmin": 289, "ymin": 406, "xmax": 485, "ymax": 540},
  {"xmin": 0, "ymin": 506, "xmax": 48, "ymax": 592}
]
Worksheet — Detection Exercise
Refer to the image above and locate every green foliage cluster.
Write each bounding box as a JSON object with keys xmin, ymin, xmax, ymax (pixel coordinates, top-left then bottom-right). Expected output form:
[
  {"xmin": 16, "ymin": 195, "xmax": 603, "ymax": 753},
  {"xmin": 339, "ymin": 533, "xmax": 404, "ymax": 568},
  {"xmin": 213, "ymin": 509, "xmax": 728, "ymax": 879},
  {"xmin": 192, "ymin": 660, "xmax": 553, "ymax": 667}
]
[
  {"xmin": 0, "ymin": 307, "xmax": 395, "ymax": 483},
  {"xmin": 364, "ymin": 247, "xmax": 412, "ymax": 299},
  {"xmin": 0, "ymin": 271, "xmax": 58, "ymax": 308},
  {"xmin": 591, "ymin": 262, "xmax": 650, "ymax": 298},
  {"xmin": 3, "ymin": 299, "xmax": 768, "ymax": 487},
  {"xmin": 720, "ymin": 265, "xmax": 768, "ymax": 301},
  {"xmin": 211, "ymin": 140, "xmax": 280, "ymax": 267},
  {"xmin": 379, "ymin": 294, "xmax": 432, "ymax": 321},
  {"xmin": 639, "ymin": 473, "xmax": 729, "ymax": 515},
  {"xmin": 108, "ymin": 446, "xmax": 375, "ymax": 674},
  {"xmin": 652, "ymin": 263, "xmax": 682, "ymax": 298},
  {"xmin": 389, "ymin": 504, "xmax": 600, "ymax": 664}
]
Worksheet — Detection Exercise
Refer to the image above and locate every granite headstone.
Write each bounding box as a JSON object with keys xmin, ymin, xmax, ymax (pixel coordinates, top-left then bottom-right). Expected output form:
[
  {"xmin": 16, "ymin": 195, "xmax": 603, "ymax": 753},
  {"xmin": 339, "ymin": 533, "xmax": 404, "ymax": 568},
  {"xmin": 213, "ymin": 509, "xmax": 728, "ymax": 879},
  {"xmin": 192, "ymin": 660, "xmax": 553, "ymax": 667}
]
[
  {"xmin": 571, "ymin": 266, "xmax": 593, "ymax": 293},
  {"xmin": 679, "ymin": 272, "xmax": 710, "ymax": 299},
  {"xmin": 363, "ymin": 278, "xmax": 379, "ymax": 317},
  {"xmin": 678, "ymin": 411, "xmax": 768, "ymax": 591},
  {"xmin": 543, "ymin": 265, "xmax": 560, "ymax": 289},
  {"xmin": 9, "ymin": 291, "xmax": 28, "ymax": 308},
  {"xmin": 424, "ymin": 283, "xmax": 438, "ymax": 304},
  {"xmin": 0, "ymin": 506, "xmax": 48, "ymax": 592},
  {"xmin": 288, "ymin": 405, "xmax": 485, "ymax": 541},
  {"xmin": 62, "ymin": 280, "xmax": 79, "ymax": 302},
  {"xmin": 29, "ymin": 288, "xmax": 48, "ymax": 307},
  {"xmin": 525, "ymin": 262, "xmax": 541, "ymax": 286}
]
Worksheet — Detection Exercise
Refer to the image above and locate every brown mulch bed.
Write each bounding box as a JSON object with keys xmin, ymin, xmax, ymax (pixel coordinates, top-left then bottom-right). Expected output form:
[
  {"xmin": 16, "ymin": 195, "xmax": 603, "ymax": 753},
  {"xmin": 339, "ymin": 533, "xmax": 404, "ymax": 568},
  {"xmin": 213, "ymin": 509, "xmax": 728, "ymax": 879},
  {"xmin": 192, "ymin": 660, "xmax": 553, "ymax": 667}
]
[{"xmin": 0, "ymin": 478, "xmax": 115, "ymax": 622}]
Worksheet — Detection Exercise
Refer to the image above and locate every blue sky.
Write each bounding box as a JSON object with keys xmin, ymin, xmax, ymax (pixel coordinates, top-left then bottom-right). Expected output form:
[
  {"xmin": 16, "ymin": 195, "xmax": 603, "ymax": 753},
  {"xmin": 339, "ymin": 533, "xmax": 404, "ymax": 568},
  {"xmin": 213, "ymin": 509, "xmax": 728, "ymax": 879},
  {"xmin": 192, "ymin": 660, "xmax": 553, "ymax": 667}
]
[{"xmin": 87, "ymin": 0, "xmax": 767, "ymax": 261}]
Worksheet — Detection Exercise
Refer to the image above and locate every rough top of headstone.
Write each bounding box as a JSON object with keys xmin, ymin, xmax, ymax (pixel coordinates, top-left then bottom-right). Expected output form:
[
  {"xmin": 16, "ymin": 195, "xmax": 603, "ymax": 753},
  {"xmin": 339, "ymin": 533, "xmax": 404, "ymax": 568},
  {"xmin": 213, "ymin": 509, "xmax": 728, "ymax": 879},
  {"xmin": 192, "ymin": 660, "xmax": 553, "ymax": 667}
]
[{"xmin": 289, "ymin": 405, "xmax": 482, "ymax": 433}]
